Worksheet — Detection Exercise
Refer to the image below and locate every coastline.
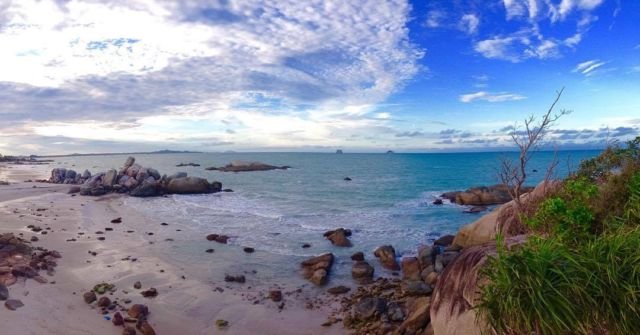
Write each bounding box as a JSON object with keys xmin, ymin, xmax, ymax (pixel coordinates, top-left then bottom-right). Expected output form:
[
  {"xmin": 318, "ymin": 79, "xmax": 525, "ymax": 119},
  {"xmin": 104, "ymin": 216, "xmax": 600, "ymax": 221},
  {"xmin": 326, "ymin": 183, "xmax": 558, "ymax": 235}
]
[{"xmin": 0, "ymin": 167, "xmax": 344, "ymax": 334}]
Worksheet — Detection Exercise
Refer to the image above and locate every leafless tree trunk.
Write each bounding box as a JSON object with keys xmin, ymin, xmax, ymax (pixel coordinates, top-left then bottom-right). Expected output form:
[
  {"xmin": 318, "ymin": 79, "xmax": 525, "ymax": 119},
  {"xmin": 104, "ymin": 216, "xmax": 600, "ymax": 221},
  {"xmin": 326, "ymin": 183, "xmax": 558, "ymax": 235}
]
[{"xmin": 498, "ymin": 88, "xmax": 570, "ymax": 212}]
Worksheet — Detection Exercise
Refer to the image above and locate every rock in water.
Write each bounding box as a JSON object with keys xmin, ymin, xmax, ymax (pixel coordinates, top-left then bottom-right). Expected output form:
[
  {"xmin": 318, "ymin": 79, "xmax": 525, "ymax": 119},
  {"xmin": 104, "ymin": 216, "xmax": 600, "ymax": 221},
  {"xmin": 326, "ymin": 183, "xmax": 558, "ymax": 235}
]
[
  {"xmin": 300, "ymin": 253, "xmax": 334, "ymax": 286},
  {"xmin": 210, "ymin": 161, "xmax": 289, "ymax": 172},
  {"xmin": 324, "ymin": 228, "xmax": 352, "ymax": 247},
  {"xmin": 166, "ymin": 177, "xmax": 218, "ymax": 194},
  {"xmin": 374, "ymin": 245, "xmax": 400, "ymax": 270},
  {"xmin": 351, "ymin": 252, "xmax": 365, "ymax": 261}
]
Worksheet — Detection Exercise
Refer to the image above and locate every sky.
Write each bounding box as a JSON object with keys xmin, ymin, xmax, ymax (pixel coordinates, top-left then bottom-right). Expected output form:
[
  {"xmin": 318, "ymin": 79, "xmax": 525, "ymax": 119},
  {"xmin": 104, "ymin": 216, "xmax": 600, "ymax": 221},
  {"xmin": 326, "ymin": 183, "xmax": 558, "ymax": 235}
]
[{"xmin": 0, "ymin": 0, "xmax": 638, "ymax": 155}]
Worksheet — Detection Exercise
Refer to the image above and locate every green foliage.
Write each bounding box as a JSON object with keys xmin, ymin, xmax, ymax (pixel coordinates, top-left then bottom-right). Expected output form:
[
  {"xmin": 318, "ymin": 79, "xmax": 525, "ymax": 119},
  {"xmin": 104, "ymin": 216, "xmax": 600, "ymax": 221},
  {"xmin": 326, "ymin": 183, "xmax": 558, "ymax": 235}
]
[
  {"xmin": 527, "ymin": 177, "xmax": 598, "ymax": 242},
  {"xmin": 479, "ymin": 137, "xmax": 640, "ymax": 335},
  {"xmin": 480, "ymin": 228, "xmax": 640, "ymax": 335}
]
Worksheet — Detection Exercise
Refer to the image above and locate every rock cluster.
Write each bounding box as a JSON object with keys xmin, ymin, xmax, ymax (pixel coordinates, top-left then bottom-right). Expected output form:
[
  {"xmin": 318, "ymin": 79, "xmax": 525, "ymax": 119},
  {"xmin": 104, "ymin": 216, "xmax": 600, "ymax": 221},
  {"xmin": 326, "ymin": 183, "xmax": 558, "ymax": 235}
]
[
  {"xmin": 83, "ymin": 282, "xmax": 157, "ymax": 335},
  {"xmin": 205, "ymin": 160, "xmax": 290, "ymax": 172},
  {"xmin": 0, "ymin": 233, "xmax": 60, "ymax": 287},
  {"xmin": 440, "ymin": 184, "xmax": 534, "ymax": 206},
  {"xmin": 48, "ymin": 157, "xmax": 223, "ymax": 197},
  {"xmin": 335, "ymin": 236, "xmax": 461, "ymax": 335}
]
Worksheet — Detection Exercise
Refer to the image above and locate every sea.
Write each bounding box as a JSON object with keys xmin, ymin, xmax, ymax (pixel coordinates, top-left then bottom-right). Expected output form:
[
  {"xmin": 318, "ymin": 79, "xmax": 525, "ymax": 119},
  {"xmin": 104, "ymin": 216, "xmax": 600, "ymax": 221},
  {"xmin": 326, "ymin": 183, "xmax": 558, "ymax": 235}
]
[{"xmin": 47, "ymin": 150, "xmax": 600, "ymax": 287}]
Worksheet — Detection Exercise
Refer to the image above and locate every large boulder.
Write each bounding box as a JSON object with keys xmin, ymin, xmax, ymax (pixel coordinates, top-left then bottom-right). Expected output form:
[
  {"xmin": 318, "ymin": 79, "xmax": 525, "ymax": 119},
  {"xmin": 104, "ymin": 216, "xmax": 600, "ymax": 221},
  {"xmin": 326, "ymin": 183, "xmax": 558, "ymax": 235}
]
[
  {"xmin": 430, "ymin": 236, "xmax": 526, "ymax": 335},
  {"xmin": 373, "ymin": 245, "xmax": 400, "ymax": 271},
  {"xmin": 453, "ymin": 181, "xmax": 560, "ymax": 248},
  {"xmin": 442, "ymin": 184, "xmax": 535, "ymax": 206},
  {"xmin": 166, "ymin": 177, "xmax": 219, "ymax": 194},
  {"xmin": 130, "ymin": 181, "xmax": 162, "ymax": 197},
  {"xmin": 49, "ymin": 168, "xmax": 67, "ymax": 183}
]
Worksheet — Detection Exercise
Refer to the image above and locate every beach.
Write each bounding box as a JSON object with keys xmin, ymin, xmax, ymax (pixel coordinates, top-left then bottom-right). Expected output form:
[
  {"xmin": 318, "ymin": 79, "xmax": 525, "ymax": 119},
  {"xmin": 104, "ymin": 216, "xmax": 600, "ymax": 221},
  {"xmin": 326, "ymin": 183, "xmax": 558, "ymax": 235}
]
[{"xmin": 0, "ymin": 165, "xmax": 344, "ymax": 335}]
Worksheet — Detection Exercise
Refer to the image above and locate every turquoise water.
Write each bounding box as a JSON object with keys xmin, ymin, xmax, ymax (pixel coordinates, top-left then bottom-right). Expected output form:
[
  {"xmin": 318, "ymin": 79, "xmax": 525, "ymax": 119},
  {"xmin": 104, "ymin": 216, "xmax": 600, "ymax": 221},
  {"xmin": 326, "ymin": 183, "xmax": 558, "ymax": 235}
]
[{"xmin": 51, "ymin": 151, "xmax": 600, "ymax": 285}]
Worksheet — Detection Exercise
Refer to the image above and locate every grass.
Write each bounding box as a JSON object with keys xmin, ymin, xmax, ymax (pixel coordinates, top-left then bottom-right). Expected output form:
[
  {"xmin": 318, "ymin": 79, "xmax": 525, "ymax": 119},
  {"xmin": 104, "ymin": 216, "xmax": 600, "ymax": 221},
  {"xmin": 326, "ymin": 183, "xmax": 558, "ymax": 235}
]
[{"xmin": 478, "ymin": 137, "xmax": 640, "ymax": 335}]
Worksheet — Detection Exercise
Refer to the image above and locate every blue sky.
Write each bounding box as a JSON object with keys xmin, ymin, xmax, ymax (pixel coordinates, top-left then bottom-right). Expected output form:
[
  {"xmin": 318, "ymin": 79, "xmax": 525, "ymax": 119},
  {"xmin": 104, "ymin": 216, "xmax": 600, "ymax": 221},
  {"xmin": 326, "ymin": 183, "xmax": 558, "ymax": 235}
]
[{"xmin": 0, "ymin": 0, "xmax": 638, "ymax": 155}]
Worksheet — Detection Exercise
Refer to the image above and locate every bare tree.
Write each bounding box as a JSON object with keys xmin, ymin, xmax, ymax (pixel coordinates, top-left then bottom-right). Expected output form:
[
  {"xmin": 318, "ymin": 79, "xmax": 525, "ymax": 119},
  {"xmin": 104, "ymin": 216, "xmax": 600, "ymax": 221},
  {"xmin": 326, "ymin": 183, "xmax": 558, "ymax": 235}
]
[{"xmin": 499, "ymin": 88, "xmax": 570, "ymax": 212}]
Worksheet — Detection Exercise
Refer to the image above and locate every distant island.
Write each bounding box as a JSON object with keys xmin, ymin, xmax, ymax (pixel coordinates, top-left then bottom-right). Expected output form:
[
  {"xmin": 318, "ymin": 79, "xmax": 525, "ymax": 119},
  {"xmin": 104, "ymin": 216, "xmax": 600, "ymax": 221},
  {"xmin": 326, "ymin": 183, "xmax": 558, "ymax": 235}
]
[{"xmin": 34, "ymin": 149, "xmax": 202, "ymax": 158}]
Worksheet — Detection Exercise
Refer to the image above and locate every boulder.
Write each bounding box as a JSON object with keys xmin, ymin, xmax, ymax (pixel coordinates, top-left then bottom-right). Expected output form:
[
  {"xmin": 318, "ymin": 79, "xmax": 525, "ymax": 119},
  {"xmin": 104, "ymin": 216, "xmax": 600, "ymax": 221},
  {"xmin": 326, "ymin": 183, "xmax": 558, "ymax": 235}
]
[
  {"xmin": 401, "ymin": 257, "xmax": 421, "ymax": 281},
  {"xmin": 300, "ymin": 253, "xmax": 334, "ymax": 286},
  {"xmin": 126, "ymin": 164, "xmax": 142, "ymax": 178},
  {"xmin": 398, "ymin": 297, "xmax": 431, "ymax": 333},
  {"xmin": 166, "ymin": 177, "xmax": 218, "ymax": 194},
  {"xmin": 324, "ymin": 228, "xmax": 352, "ymax": 247},
  {"xmin": 430, "ymin": 236, "xmax": 526, "ymax": 335},
  {"xmin": 351, "ymin": 252, "xmax": 365, "ymax": 261},
  {"xmin": 417, "ymin": 245, "xmax": 434, "ymax": 269},
  {"xmin": 166, "ymin": 172, "xmax": 188, "ymax": 182},
  {"xmin": 147, "ymin": 168, "xmax": 161, "ymax": 180},
  {"xmin": 374, "ymin": 245, "xmax": 400, "ymax": 270},
  {"xmin": 453, "ymin": 181, "xmax": 560, "ymax": 248},
  {"xmin": 441, "ymin": 184, "xmax": 526, "ymax": 206},
  {"xmin": 123, "ymin": 156, "xmax": 135, "ymax": 169},
  {"xmin": 81, "ymin": 170, "xmax": 91, "ymax": 179},
  {"xmin": 433, "ymin": 235, "xmax": 455, "ymax": 247},
  {"xmin": 351, "ymin": 261, "xmax": 374, "ymax": 284},
  {"xmin": 103, "ymin": 169, "xmax": 118, "ymax": 186},
  {"xmin": 130, "ymin": 181, "xmax": 162, "ymax": 197}
]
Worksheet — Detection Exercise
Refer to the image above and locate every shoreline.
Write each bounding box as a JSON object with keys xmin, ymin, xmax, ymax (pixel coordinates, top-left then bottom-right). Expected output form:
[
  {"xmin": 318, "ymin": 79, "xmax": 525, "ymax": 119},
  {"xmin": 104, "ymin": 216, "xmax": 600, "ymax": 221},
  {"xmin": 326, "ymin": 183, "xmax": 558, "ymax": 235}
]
[{"xmin": 0, "ymin": 168, "xmax": 345, "ymax": 334}]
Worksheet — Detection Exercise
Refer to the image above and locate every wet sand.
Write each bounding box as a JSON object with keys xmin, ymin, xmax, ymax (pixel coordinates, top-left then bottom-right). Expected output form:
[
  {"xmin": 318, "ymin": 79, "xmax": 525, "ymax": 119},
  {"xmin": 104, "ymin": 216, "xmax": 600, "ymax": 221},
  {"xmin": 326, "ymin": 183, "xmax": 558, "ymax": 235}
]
[{"xmin": 0, "ymin": 168, "xmax": 345, "ymax": 334}]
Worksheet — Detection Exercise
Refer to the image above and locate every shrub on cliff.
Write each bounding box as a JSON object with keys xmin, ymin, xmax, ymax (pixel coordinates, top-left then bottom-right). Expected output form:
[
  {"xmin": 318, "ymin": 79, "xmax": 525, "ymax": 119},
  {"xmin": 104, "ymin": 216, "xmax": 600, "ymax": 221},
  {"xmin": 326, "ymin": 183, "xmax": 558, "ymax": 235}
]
[{"xmin": 479, "ymin": 137, "xmax": 640, "ymax": 335}]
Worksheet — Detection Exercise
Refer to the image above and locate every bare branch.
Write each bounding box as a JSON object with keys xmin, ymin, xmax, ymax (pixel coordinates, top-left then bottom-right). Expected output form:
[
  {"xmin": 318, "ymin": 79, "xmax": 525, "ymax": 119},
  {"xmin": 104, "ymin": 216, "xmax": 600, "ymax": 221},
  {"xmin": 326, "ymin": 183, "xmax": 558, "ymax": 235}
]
[{"xmin": 498, "ymin": 88, "xmax": 568, "ymax": 212}]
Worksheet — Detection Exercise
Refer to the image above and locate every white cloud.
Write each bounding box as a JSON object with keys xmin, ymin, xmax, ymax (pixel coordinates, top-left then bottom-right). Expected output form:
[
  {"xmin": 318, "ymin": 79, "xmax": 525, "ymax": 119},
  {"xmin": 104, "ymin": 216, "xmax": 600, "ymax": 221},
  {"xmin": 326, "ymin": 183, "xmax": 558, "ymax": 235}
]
[
  {"xmin": 459, "ymin": 91, "xmax": 526, "ymax": 103},
  {"xmin": 573, "ymin": 59, "xmax": 606, "ymax": 76},
  {"xmin": 0, "ymin": 0, "xmax": 424, "ymax": 154},
  {"xmin": 477, "ymin": 0, "xmax": 604, "ymax": 62},
  {"xmin": 425, "ymin": 10, "xmax": 446, "ymax": 28},
  {"xmin": 459, "ymin": 14, "xmax": 480, "ymax": 35}
]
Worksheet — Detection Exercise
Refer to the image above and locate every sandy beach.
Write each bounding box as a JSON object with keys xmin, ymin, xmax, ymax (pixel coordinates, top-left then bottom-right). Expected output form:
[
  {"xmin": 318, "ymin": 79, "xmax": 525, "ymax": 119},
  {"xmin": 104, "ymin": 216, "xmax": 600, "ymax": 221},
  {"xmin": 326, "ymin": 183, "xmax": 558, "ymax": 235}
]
[{"xmin": 0, "ymin": 165, "xmax": 345, "ymax": 335}]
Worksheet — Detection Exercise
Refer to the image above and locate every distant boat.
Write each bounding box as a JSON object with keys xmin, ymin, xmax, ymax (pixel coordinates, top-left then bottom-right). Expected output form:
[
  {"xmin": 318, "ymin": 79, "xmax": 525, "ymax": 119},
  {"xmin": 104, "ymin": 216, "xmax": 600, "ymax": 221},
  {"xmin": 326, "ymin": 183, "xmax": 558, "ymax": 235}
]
[
  {"xmin": 336, "ymin": 149, "xmax": 343, "ymax": 154},
  {"xmin": 386, "ymin": 150, "xmax": 395, "ymax": 154}
]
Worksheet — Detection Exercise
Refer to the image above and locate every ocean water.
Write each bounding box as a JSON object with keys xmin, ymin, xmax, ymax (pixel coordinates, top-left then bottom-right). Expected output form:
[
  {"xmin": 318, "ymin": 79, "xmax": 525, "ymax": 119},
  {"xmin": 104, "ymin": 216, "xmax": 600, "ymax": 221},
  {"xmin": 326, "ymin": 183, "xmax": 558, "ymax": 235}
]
[{"xmin": 49, "ymin": 151, "xmax": 600, "ymax": 286}]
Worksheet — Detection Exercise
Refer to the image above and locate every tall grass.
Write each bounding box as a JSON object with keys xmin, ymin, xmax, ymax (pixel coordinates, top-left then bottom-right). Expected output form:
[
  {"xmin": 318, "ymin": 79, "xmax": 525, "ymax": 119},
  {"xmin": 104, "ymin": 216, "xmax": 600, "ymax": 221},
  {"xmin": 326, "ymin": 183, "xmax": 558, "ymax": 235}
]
[{"xmin": 478, "ymin": 137, "xmax": 640, "ymax": 335}]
